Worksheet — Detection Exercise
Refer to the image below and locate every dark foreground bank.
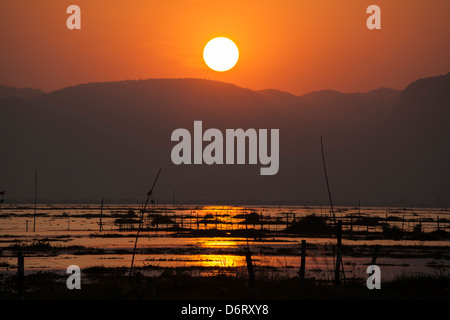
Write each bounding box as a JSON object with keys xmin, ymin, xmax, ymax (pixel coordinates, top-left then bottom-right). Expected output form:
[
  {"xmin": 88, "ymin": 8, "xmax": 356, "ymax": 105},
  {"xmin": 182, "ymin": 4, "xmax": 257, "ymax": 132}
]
[{"xmin": 0, "ymin": 266, "xmax": 448, "ymax": 300}]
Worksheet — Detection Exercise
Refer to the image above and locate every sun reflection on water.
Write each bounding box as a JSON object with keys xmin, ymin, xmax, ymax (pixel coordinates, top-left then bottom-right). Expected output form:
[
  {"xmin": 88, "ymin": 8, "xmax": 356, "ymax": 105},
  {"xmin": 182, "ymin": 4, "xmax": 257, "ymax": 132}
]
[
  {"xmin": 199, "ymin": 239, "xmax": 238, "ymax": 248},
  {"xmin": 196, "ymin": 254, "xmax": 245, "ymax": 268}
]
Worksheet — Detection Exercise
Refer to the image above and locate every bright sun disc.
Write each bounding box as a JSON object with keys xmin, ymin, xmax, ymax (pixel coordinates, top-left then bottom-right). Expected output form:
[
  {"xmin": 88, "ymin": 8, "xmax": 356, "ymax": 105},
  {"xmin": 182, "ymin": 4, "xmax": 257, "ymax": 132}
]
[{"xmin": 203, "ymin": 37, "xmax": 239, "ymax": 72}]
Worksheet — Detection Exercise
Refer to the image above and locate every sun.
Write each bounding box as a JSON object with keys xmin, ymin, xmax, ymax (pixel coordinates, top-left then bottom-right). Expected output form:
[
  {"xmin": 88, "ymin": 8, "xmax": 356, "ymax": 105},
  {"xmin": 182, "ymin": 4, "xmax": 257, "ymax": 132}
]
[{"xmin": 203, "ymin": 37, "xmax": 239, "ymax": 72}]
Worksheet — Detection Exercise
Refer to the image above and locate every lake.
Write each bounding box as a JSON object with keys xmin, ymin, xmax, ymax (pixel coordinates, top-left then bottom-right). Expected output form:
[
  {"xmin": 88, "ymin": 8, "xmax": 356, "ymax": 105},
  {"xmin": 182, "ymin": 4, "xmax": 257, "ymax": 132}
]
[{"xmin": 1, "ymin": 204, "xmax": 449, "ymax": 281}]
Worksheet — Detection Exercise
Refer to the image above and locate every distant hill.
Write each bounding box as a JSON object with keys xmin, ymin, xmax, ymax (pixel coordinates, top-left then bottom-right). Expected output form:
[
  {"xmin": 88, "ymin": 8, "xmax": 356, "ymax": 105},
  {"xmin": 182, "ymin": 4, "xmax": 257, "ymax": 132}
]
[
  {"xmin": 0, "ymin": 85, "xmax": 44, "ymax": 99},
  {"xmin": 393, "ymin": 73, "xmax": 450, "ymax": 123},
  {"xmin": 0, "ymin": 73, "xmax": 448, "ymax": 206}
]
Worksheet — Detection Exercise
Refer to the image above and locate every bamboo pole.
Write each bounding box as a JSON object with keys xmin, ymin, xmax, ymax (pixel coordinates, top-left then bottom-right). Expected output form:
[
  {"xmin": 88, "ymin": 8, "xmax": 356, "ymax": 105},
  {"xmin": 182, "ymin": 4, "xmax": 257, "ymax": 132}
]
[
  {"xmin": 129, "ymin": 168, "xmax": 161, "ymax": 277},
  {"xmin": 33, "ymin": 167, "xmax": 37, "ymax": 232},
  {"xmin": 99, "ymin": 197, "xmax": 104, "ymax": 232},
  {"xmin": 260, "ymin": 211, "xmax": 263, "ymax": 231},
  {"xmin": 371, "ymin": 245, "xmax": 379, "ymax": 265},
  {"xmin": 245, "ymin": 250, "xmax": 257, "ymax": 298},
  {"xmin": 18, "ymin": 250, "xmax": 24, "ymax": 300},
  {"xmin": 335, "ymin": 220, "xmax": 342, "ymax": 294},
  {"xmin": 320, "ymin": 137, "xmax": 336, "ymax": 226},
  {"xmin": 299, "ymin": 240, "xmax": 306, "ymax": 294},
  {"xmin": 350, "ymin": 213, "xmax": 353, "ymax": 233},
  {"xmin": 215, "ymin": 212, "xmax": 218, "ymax": 230}
]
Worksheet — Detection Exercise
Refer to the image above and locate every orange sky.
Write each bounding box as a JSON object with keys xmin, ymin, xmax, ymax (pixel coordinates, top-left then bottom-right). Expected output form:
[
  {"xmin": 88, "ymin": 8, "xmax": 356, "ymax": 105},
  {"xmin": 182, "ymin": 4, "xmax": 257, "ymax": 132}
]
[{"xmin": 0, "ymin": 0, "xmax": 449, "ymax": 95}]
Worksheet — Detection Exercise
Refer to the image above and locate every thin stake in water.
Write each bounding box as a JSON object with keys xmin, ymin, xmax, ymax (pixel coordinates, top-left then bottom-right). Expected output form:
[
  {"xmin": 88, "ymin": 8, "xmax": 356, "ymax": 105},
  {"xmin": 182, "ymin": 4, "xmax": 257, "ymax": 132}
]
[
  {"xmin": 320, "ymin": 137, "xmax": 336, "ymax": 226},
  {"xmin": 129, "ymin": 168, "xmax": 162, "ymax": 277},
  {"xmin": 99, "ymin": 197, "xmax": 104, "ymax": 232},
  {"xmin": 299, "ymin": 239, "xmax": 306, "ymax": 294},
  {"xmin": 33, "ymin": 167, "xmax": 37, "ymax": 232},
  {"xmin": 245, "ymin": 249, "xmax": 257, "ymax": 298},
  {"xmin": 0, "ymin": 190, "xmax": 5, "ymax": 206},
  {"xmin": 17, "ymin": 250, "xmax": 24, "ymax": 300},
  {"xmin": 320, "ymin": 137, "xmax": 346, "ymax": 290}
]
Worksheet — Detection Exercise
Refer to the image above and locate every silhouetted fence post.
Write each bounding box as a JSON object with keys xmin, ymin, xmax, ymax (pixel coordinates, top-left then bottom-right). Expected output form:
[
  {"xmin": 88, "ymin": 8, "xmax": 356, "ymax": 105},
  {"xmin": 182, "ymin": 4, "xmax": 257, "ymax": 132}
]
[
  {"xmin": 335, "ymin": 220, "xmax": 342, "ymax": 294},
  {"xmin": 181, "ymin": 213, "xmax": 184, "ymax": 230},
  {"xmin": 350, "ymin": 213, "xmax": 353, "ymax": 233},
  {"xmin": 371, "ymin": 245, "xmax": 379, "ymax": 265},
  {"xmin": 245, "ymin": 209, "xmax": 248, "ymax": 231},
  {"xmin": 189, "ymin": 211, "xmax": 192, "ymax": 229},
  {"xmin": 215, "ymin": 212, "xmax": 218, "ymax": 230},
  {"xmin": 299, "ymin": 240, "xmax": 306, "ymax": 295},
  {"xmin": 260, "ymin": 211, "xmax": 263, "ymax": 231},
  {"xmin": 99, "ymin": 197, "xmax": 104, "ymax": 232},
  {"xmin": 17, "ymin": 250, "xmax": 24, "ymax": 300},
  {"xmin": 245, "ymin": 250, "xmax": 257, "ymax": 298}
]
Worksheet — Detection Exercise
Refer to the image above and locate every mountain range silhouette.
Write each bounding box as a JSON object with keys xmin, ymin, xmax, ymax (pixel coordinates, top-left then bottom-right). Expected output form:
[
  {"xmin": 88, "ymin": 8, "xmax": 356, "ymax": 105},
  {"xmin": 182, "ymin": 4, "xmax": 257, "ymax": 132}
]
[{"xmin": 0, "ymin": 72, "xmax": 449, "ymax": 206}]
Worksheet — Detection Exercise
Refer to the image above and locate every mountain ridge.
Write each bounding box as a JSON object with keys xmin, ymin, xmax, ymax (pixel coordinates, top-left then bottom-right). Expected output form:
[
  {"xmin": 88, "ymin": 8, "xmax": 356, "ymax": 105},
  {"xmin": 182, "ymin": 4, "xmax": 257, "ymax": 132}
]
[{"xmin": 0, "ymin": 72, "xmax": 449, "ymax": 206}]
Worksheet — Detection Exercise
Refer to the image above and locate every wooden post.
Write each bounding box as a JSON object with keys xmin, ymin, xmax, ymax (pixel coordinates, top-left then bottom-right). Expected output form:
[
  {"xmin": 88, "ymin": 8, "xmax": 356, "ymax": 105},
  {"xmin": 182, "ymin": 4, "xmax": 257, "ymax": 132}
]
[
  {"xmin": 260, "ymin": 211, "xmax": 263, "ymax": 231},
  {"xmin": 18, "ymin": 250, "xmax": 24, "ymax": 300},
  {"xmin": 402, "ymin": 215, "xmax": 405, "ymax": 232},
  {"xmin": 33, "ymin": 167, "xmax": 37, "ymax": 232},
  {"xmin": 299, "ymin": 240, "xmax": 306, "ymax": 294},
  {"xmin": 181, "ymin": 213, "xmax": 184, "ymax": 230},
  {"xmin": 335, "ymin": 220, "xmax": 342, "ymax": 294},
  {"xmin": 196, "ymin": 212, "xmax": 199, "ymax": 230},
  {"xmin": 371, "ymin": 245, "xmax": 379, "ymax": 265},
  {"xmin": 99, "ymin": 197, "xmax": 104, "ymax": 232},
  {"xmin": 437, "ymin": 215, "xmax": 440, "ymax": 231},
  {"xmin": 188, "ymin": 211, "xmax": 191, "ymax": 229},
  {"xmin": 245, "ymin": 250, "xmax": 257, "ymax": 298},
  {"xmin": 245, "ymin": 208, "xmax": 248, "ymax": 231}
]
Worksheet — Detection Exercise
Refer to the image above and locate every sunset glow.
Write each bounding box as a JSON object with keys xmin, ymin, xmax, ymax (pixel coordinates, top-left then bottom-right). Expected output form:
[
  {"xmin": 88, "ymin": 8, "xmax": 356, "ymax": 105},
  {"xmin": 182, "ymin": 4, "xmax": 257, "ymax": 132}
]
[{"xmin": 1, "ymin": 1, "xmax": 448, "ymax": 94}]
